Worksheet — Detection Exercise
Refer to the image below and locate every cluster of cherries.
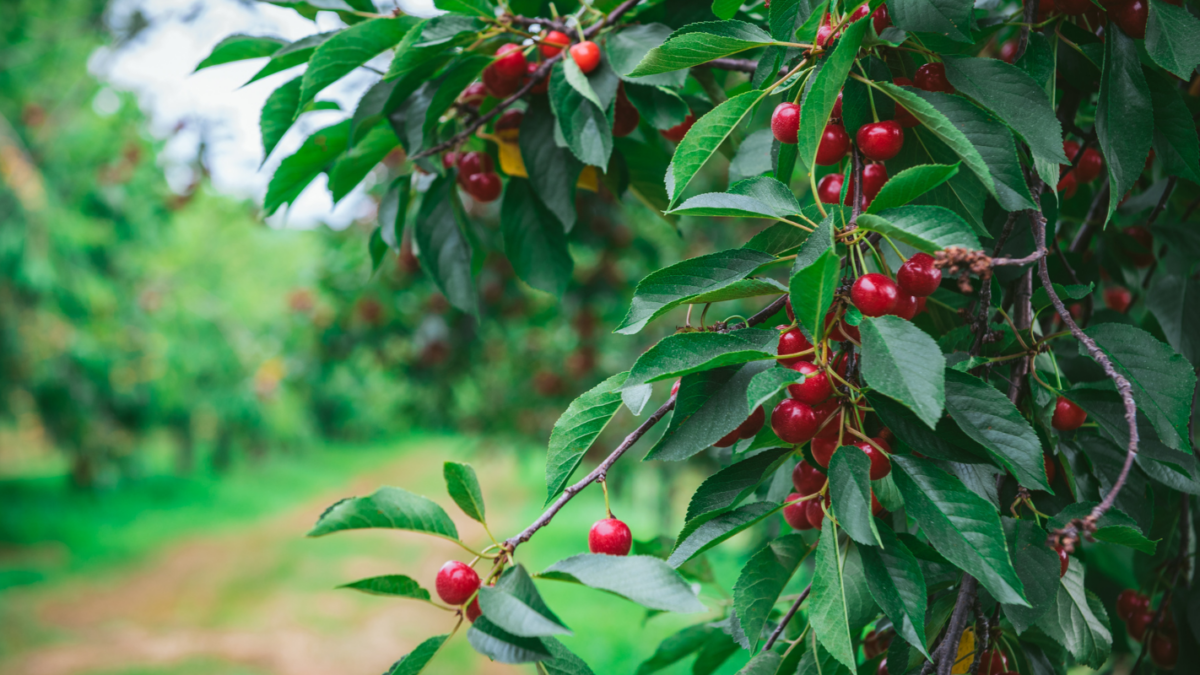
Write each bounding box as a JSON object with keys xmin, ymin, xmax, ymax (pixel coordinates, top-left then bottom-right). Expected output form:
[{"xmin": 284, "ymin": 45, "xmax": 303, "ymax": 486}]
[
  {"xmin": 442, "ymin": 149, "xmax": 503, "ymax": 202},
  {"xmin": 1117, "ymin": 589, "xmax": 1179, "ymax": 669},
  {"xmin": 1056, "ymin": 139, "xmax": 1105, "ymax": 198},
  {"xmin": 478, "ymin": 31, "xmax": 601, "ymax": 100},
  {"xmin": 1032, "ymin": 0, "xmax": 1178, "ymax": 40}
]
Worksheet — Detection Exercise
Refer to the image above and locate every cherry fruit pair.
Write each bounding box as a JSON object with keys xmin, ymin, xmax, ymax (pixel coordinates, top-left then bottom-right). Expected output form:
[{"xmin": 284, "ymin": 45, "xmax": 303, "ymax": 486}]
[{"xmin": 455, "ymin": 151, "xmax": 502, "ymax": 202}]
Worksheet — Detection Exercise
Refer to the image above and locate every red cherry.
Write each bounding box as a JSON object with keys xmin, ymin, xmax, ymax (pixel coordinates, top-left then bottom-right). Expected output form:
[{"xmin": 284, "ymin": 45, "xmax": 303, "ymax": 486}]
[
  {"xmin": 1057, "ymin": 171, "xmax": 1078, "ymax": 199},
  {"xmin": 465, "ymin": 172, "xmax": 502, "ymax": 202},
  {"xmin": 492, "ymin": 44, "xmax": 528, "ymax": 81},
  {"xmin": 851, "ymin": 273, "xmax": 900, "ymax": 317},
  {"xmin": 540, "ymin": 30, "xmax": 571, "ymax": 58},
  {"xmin": 483, "ymin": 64, "xmax": 521, "ymax": 98},
  {"xmin": 832, "ymin": 91, "xmax": 843, "ymax": 119},
  {"xmin": 978, "ymin": 649, "xmax": 1007, "ymax": 675},
  {"xmin": 915, "ymin": 297, "xmax": 927, "ymax": 314},
  {"xmin": 466, "ymin": 596, "xmax": 482, "ymax": 622},
  {"xmin": 1129, "ymin": 611, "xmax": 1154, "ymax": 641},
  {"xmin": 1076, "ymin": 148, "xmax": 1104, "ymax": 183},
  {"xmin": 783, "ymin": 493, "xmax": 814, "ymax": 530},
  {"xmin": 811, "ymin": 436, "xmax": 838, "ymax": 468},
  {"xmin": 778, "ymin": 326, "xmax": 815, "ymax": 365},
  {"xmin": 715, "ymin": 407, "xmax": 763, "ymax": 448},
  {"xmin": 858, "ymin": 440, "xmax": 891, "ymax": 480},
  {"xmin": 1058, "ymin": 0, "xmax": 1093, "ymax": 13},
  {"xmin": 999, "ymin": 40, "xmax": 1019, "ymax": 63},
  {"xmin": 1051, "ymin": 396, "xmax": 1087, "ymax": 431},
  {"xmin": 862, "ymin": 163, "xmax": 888, "ymax": 205},
  {"xmin": 817, "ymin": 173, "xmax": 849, "ymax": 205},
  {"xmin": 805, "ymin": 495, "xmax": 829, "ymax": 529},
  {"xmin": 660, "ymin": 113, "xmax": 695, "ymax": 142},
  {"xmin": 771, "ymin": 399, "xmax": 820, "ymax": 444},
  {"xmin": 824, "ymin": 310, "xmax": 860, "ymax": 342},
  {"xmin": 1044, "ymin": 452, "xmax": 1057, "ymax": 484},
  {"xmin": 891, "ymin": 293, "xmax": 918, "ymax": 320},
  {"xmin": 1117, "ymin": 590, "xmax": 1149, "ymax": 621},
  {"xmin": 816, "ymin": 22, "xmax": 838, "ymax": 48},
  {"xmin": 459, "ymin": 82, "xmax": 487, "ymax": 105},
  {"xmin": 436, "ymin": 561, "xmax": 481, "ymax": 605},
  {"xmin": 528, "ymin": 62, "xmax": 549, "ymax": 94},
  {"xmin": 1124, "ymin": 226, "xmax": 1155, "ymax": 267},
  {"xmin": 816, "ymin": 123, "xmax": 851, "ymax": 165},
  {"xmin": 613, "ymin": 85, "xmax": 640, "ymax": 137},
  {"xmin": 495, "ymin": 109, "xmax": 524, "ymax": 135},
  {"xmin": 670, "ymin": 379, "xmax": 681, "ymax": 397},
  {"xmin": 569, "ymin": 41, "xmax": 601, "ymax": 74},
  {"xmin": 1151, "ymin": 633, "xmax": 1178, "ymax": 669},
  {"xmin": 1111, "ymin": 0, "xmax": 1148, "ymax": 38},
  {"xmin": 872, "ymin": 4, "xmax": 892, "ymax": 33},
  {"xmin": 457, "ymin": 151, "xmax": 493, "ymax": 179},
  {"xmin": 787, "ymin": 362, "xmax": 833, "ymax": 405},
  {"xmin": 793, "ymin": 460, "xmax": 828, "ymax": 495},
  {"xmin": 856, "ymin": 121, "xmax": 904, "ymax": 161},
  {"xmin": 772, "ymin": 102, "xmax": 801, "ymax": 144},
  {"xmin": 1062, "ymin": 140, "xmax": 1082, "ymax": 169},
  {"xmin": 1104, "ymin": 286, "xmax": 1133, "ymax": 312},
  {"xmin": 891, "ymin": 78, "xmax": 920, "ymax": 129},
  {"xmin": 1055, "ymin": 545, "xmax": 1070, "ymax": 577},
  {"xmin": 897, "ymin": 252, "xmax": 942, "ymax": 297},
  {"xmin": 813, "ymin": 401, "xmax": 845, "ymax": 440},
  {"xmin": 914, "ymin": 63, "xmax": 955, "ymax": 93},
  {"xmin": 871, "ymin": 491, "xmax": 884, "ymax": 515},
  {"xmin": 442, "ymin": 152, "xmax": 460, "ymax": 170},
  {"xmin": 588, "ymin": 517, "xmax": 632, "ymax": 555}
]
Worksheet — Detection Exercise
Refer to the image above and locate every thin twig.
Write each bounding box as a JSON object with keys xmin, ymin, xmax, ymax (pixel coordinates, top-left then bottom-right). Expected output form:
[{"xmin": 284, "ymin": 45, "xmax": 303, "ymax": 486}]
[
  {"xmin": 936, "ymin": 575, "xmax": 980, "ymax": 675},
  {"xmin": 1068, "ymin": 177, "xmax": 1110, "ymax": 253},
  {"xmin": 1146, "ymin": 176, "xmax": 1178, "ymax": 228},
  {"xmin": 763, "ymin": 584, "xmax": 811, "ymax": 650},
  {"xmin": 991, "ymin": 248, "xmax": 1046, "ymax": 267},
  {"xmin": 1015, "ymin": 0, "xmax": 1037, "ymax": 62},
  {"xmin": 708, "ymin": 57, "xmax": 760, "ymax": 73}
]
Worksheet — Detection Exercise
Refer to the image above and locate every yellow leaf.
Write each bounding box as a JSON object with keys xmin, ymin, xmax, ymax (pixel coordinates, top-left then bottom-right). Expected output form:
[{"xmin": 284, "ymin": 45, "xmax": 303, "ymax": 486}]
[
  {"xmin": 481, "ymin": 132, "xmax": 597, "ymax": 192},
  {"xmin": 950, "ymin": 627, "xmax": 975, "ymax": 675}
]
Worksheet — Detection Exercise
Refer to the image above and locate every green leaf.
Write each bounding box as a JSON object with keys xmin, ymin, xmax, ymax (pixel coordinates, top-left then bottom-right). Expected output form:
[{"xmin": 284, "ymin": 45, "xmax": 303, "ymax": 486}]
[
  {"xmin": 891, "ymin": 456, "xmax": 1028, "ymax": 605},
  {"xmin": 808, "ymin": 516, "xmax": 857, "ymax": 671},
  {"xmin": 668, "ymin": 193, "xmax": 796, "ymax": 219},
  {"xmin": 260, "ymin": 76, "xmax": 304, "ymax": 162},
  {"xmin": 385, "ymin": 634, "xmax": 448, "ymax": 675},
  {"xmin": 616, "ymin": 249, "xmax": 776, "ymax": 334},
  {"xmin": 769, "ymin": 0, "xmax": 804, "ymax": 40},
  {"xmin": 669, "ymin": 501, "xmax": 781, "ymax": 567},
  {"xmin": 797, "ymin": 19, "xmax": 868, "ymax": 172},
  {"xmin": 340, "ymin": 574, "xmax": 431, "ymax": 600},
  {"xmin": 245, "ymin": 32, "xmax": 337, "ymax": 85},
  {"xmin": 329, "ymin": 122, "xmax": 399, "ymax": 202},
  {"xmin": 648, "ymin": 361, "xmax": 774, "ymax": 461},
  {"xmin": 1147, "ymin": 254, "xmax": 1200, "ymax": 366},
  {"xmin": 685, "ymin": 278, "xmax": 789, "ymax": 304},
  {"xmin": 865, "ymin": 164, "xmax": 960, "ymax": 214},
  {"xmin": 1147, "ymin": 68, "xmax": 1200, "ymax": 185},
  {"xmin": 467, "ymin": 616, "xmax": 551, "ymax": 663},
  {"xmin": 413, "ymin": 175, "xmax": 477, "ymax": 316},
  {"xmin": 859, "ymin": 315, "xmax": 946, "ymax": 430},
  {"xmin": 301, "ymin": 17, "xmax": 418, "ymax": 105},
  {"xmin": 307, "ymin": 486, "xmax": 459, "ymax": 539},
  {"xmin": 549, "ymin": 62, "xmax": 613, "ymax": 168},
  {"xmin": 264, "ymin": 120, "xmax": 351, "ymax": 215},
  {"xmin": 889, "ymin": 0, "xmax": 972, "ymax": 42},
  {"xmin": 542, "ymin": 638, "xmax": 597, "ymax": 675},
  {"xmin": 501, "ymin": 178, "xmax": 573, "ymax": 297},
  {"xmin": 195, "ymin": 34, "xmax": 285, "ymax": 71},
  {"xmin": 943, "ymin": 369, "xmax": 1051, "ymax": 491},
  {"xmin": 433, "ymin": 0, "xmax": 494, "ymax": 17},
  {"xmin": 670, "ymin": 91, "xmax": 765, "ymax": 204},
  {"xmin": 443, "ymin": 461, "xmax": 485, "ymax": 524},
  {"xmin": 734, "ymin": 534, "xmax": 809, "ymax": 651},
  {"xmin": 941, "ymin": 55, "xmax": 1069, "ymax": 185},
  {"xmin": 384, "ymin": 16, "xmax": 482, "ymax": 82},
  {"xmin": 478, "ymin": 565, "xmax": 571, "ymax": 638},
  {"xmin": 1033, "ymin": 560, "xmax": 1112, "ymax": 668},
  {"xmin": 540, "ymin": 554, "xmax": 706, "ymax": 613},
  {"xmin": 421, "ymin": 54, "xmax": 491, "ymax": 146},
  {"xmin": 607, "ymin": 24, "xmax": 689, "ymax": 88},
  {"xmin": 562, "ymin": 55, "xmax": 604, "ymax": 111},
  {"xmin": 520, "ymin": 98, "xmax": 582, "ymax": 231},
  {"xmin": 628, "ymin": 21, "xmax": 774, "ymax": 77},
  {"xmin": 545, "ymin": 372, "xmax": 630, "ymax": 504},
  {"xmin": 685, "ymin": 448, "xmax": 793, "ymax": 522},
  {"xmin": 636, "ymin": 624, "xmax": 711, "ymax": 675},
  {"xmin": 789, "ymin": 249, "xmax": 841, "ymax": 343},
  {"xmin": 712, "ymin": 0, "xmax": 742, "ymax": 19},
  {"xmin": 731, "ymin": 175, "xmax": 806, "ymax": 217},
  {"xmin": 889, "ymin": 125, "xmax": 988, "ymax": 234},
  {"xmin": 625, "ymin": 329, "xmax": 777, "ymax": 389},
  {"xmin": 1146, "ymin": 0, "xmax": 1200, "ymax": 80},
  {"xmin": 1048, "ymin": 502, "xmax": 1156, "ymax": 554},
  {"xmin": 866, "ymin": 392, "xmax": 989, "ymax": 464},
  {"xmin": 797, "ymin": 641, "xmax": 853, "ymax": 675},
  {"xmin": 829, "ymin": 447, "xmax": 882, "ymax": 547},
  {"xmin": 1000, "ymin": 518, "xmax": 1060, "ymax": 634},
  {"xmin": 746, "ymin": 365, "xmax": 806, "ymax": 411},
  {"xmin": 1084, "ymin": 323, "xmax": 1197, "ymax": 452},
  {"xmin": 860, "ymin": 521, "xmax": 930, "ymax": 657},
  {"xmin": 737, "ymin": 651, "xmax": 782, "ymax": 674},
  {"xmin": 1031, "ymin": 282, "xmax": 1093, "ymax": 314},
  {"xmin": 1096, "ymin": 28, "xmax": 1154, "ymax": 224},
  {"xmin": 728, "ymin": 129, "xmax": 777, "ymax": 183},
  {"xmin": 623, "ymin": 82, "xmax": 690, "ymax": 131}
]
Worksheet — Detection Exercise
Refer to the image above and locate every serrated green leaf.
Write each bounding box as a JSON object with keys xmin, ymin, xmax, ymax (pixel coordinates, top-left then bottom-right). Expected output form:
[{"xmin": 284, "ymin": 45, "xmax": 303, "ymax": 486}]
[
  {"xmin": 636, "ymin": 624, "xmax": 712, "ymax": 675},
  {"xmin": 1031, "ymin": 282, "xmax": 1092, "ymax": 314},
  {"xmin": 260, "ymin": 76, "xmax": 303, "ymax": 162},
  {"xmin": 888, "ymin": 125, "xmax": 988, "ymax": 234},
  {"xmin": 889, "ymin": 0, "xmax": 972, "ymax": 42},
  {"xmin": 797, "ymin": 642, "xmax": 854, "ymax": 675},
  {"xmin": 734, "ymin": 534, "xmax": 809, "ymax": 651},
  {"xmin": 859, "ymin": 315, "xmax": 946, "ymax": 430},
  {"xmin": 1147, "ymin": 69, "xmax": 1200, "ymax": 185},
  {"xmin": 467, "ymin": 616, "xmax": 551, "ymax": 663},
  {"xmin": 860, "ymin": 520, "xmax": 930, "ymax": 657},
  {"xmin": 1049, "ymin": 502, "xmax": 1156, "ymax": 554},
  {"xmin": 746, "ymin": 365, "xmax": 807, "ymax": 411},
  {"xmin": 501, "ymin": 178, "xmax": 573, "ymax": 297},
  {"xmin": 1096, "ymin": 28, "xmax": 1154, "ymax": 224},
  {"xmin": 413, "ymin": 175, "xmax": 477, "ymax": 316},
  {"xmin": 443, "ymin": 461, "xmax": 485, "ymax": 524},
  {"xmin": 1000, "ymin": 518, "xmax": 1060, "ymax": 634},
  {"xmin": 1147, "ymin": 254, "xmax": 1200, "ymax": 366},
  {"xmin": 1146, "ymin": 0, "xmax": 1200, "ymax": 80},
  {"xmin": 797, "ymin": 18, "xmax": 868, "ymax": 172},
  {"xmin": 421, "ymin": 54, "xmax": 490, "ymax": 147},
  {"xmin": 944, "ymin": 369, "xmax": 1051, "ymax": 491},
  {"xmin": 829, "ymin": 447, "xmax": 882, "ymax": 547},
  {"xmin": 669, "ymin": 501, "xmax": 781, "ymax": 567},
  {"xmin": 549, "ymin": 62, "xmax": 613, "ymax": 168},
  {"xmin": 670, "ymin": 91, "xmax": 765, "ymax": 204},
  {"xmin": 607, "ymin": 24, "xmax": 689, "ymax": 88},
  {"xmin": 264, "ymin": 120, "xmax": 350, "ymax": 215},
  {"xmin": 685, "ymin": 278, "xmax": 790, "ymax": 304},
  {"xmin": 433, "ymin": 0, "xmax": 494, "ymax": 17},
  {"xmin": 545, "ymin": 372, "xmax": 630, "ymax": 504},
  {"xmin": 520, "ymin": 98, "xmax": 582, "ymax": 231},
  {"xmin": 384, "ymin": 15, "xmax": 482, "ymax": 82},
  {"xmin": 301, "ymin": 17, "xmax": 418, "ymax": 104},
  {"xmin": 789, "ymin": 249, "xmax": 841, "ymax": 343},
  {"xmin": 195, "ymin": 34, "xmax": 285, "ymax": 72},
  {"xmin": 865, "ymin": 163, "xmax": 960, "ymax": 214},
  {"xmin": 542, "ymin": 638, "xmax": 597, "ymax": 675},
  {"xmin": 737, "ymin": 651, "xmax": 783, "ymax": 674},
  {"xmin": 685, "ymin": 448, "xmax": 793, "ymax": 523},
  {"xmin": 307, "ymin": 486, "xmax": 459, "ymax": 540},
  {"xmin": 329, "ymin": 122, "xmax": 399, "ymax": 202},
  {"xmin": 668, "ymin": 193, "xmax": 795, "ymax": 219},
  {"xmin": 623, "ymin": 82, "xmax": 690, "ymax": 130},
  {"xmin": 1033, "ymin": 560, "xmax": 1112, "ymax": 668},
  {"xmin": 628, "ymin": 21, "xmax": 774, "ymax": 77},
  {"xmin": 478, "ymin": 565, "xmax": 571, "ymax": 638},
  {"xmin": 625, "ymin": 329, "xmax": 777, "ymax": 389},
  {"xmin": 540, "ymin": 554, "xmax": 706, "ymax": 613},
  {"xmin": 245, "ymin": 31, "xmax": 337, "ymax": 85},
  {"xmin": 866, "ymin": 392, "xmax": 989, "ymax": 464},
  {"xmin": 385, "ymin": 634, "xmax": 447, "ymax": 675},
  {"xmin": 891, "ymin": 456, "xmax": 1028, "ymax": 605},
  {"xmin": 728, "ymin": 129, "xmax": 776, "ymax": 183},
  {"xmin": 808, "ymin": 517, "xmax": 857, "ymax": 671},
  {"xmin": 339, "ymin": 574, "xmax": 431, "ymax": 600},
  {"xmin": 648, "ymin": 361, "xmax": 775, "ymax": 462}
]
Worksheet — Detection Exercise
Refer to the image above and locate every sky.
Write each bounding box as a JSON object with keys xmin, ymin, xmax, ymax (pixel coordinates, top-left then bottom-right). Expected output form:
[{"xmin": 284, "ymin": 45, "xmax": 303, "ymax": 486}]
[{"xmin": 92, "ymin": 0, "xmax": 443, "ymax": 228}]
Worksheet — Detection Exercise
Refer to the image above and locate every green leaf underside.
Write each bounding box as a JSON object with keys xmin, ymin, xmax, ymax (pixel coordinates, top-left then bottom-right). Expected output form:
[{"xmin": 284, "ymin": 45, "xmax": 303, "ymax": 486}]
[
  {"xmin": 540, "ymin": 554, "xmax": 706, "ymax": 613},
  {"xmin": 629, "ymin": 21, "xmax": 774, "ymax": 77},
  {"xmin": 733, "ymin": 533, "xmax": 808, "ymax": 651},
  {"xmin": 549, "ymin": 62, "xmax": 613, "ymax": 168},
  {"xmin": 829, "ymin": 448, "xmax": 882, "ymax": 547},
  {"xmin": 669, "ymin": 501, "xmax": 781, "ymax": 567},
  {"xmin": 386, "ymin": 634, "xmax": 448, "ymax": 675},
  {"xmin": 300, "ymin": 17, "xmax": 417, "ymax": 104},
  {"xmin": 1146, "ymin": 0, "xmax": 1200, "ymax": 81},
  {"xmin": 545, "ymin": 372, "xmax": 630, "ymax": 505},
  {"xmin": 746, "ymin": 366, "xmax": 806, "ymax": 411},
  {"xmin": 891, "ymin": 456, "xmax": 1028, "ymax": 605},
  {"xmin": 340, "ymin": 574, "xmax": 430, "ymax": 600},
  {"xmin": 501, "ymin": 178, "xmax": 573, "ymax": 297},
  {"xmin": 467, "ymin": 616, "xmax": 552, "ymax": 663},
  {"xmin": 635, "ymin": 624, "xmax": 711, "ymax": 675},
  {"xmin": 443, "ymin": 461, "xmax": 485, "ymax": 523},
  {"xmin": 808, "ymin": 517, "xmax": 858, "ymax": 670},
  {"xmin": 647, "ymin": 361, "xmax": 774, "ymax": 462},
  {"xmin": 890, "ymin": 0, "xmax": 972, "ymax": 42},
  {"xmin": 542, "ymin": 638, "xmax": 597, "ymax": 675},
  {"xmin": 860, "ymin": 521, "xmax": 930, "ymax": 657},
  {"xmin": 260, "ymin": 76, "xmax": 303, "ymax": 162},
  {"xmin": 859, "ymin": 315, "xmax": 946, "ymax": 430},
  {"xmin": 264, "ymin": 120, "xmax": 351, "ymax": 215},
  {"xmin": 625, "ymin": 328, "xmax": 778, "ymax": 389},
  {"xmin": 307, "ymin": 486, "xmax": 458, "ymax": 539},
  {"xmin": 944, "ymin": 369, "xmax": 1051, "ymax": 491},
  {"xmin": 478, "ymin": 565, "xmax": 571, "ymax": 638}
]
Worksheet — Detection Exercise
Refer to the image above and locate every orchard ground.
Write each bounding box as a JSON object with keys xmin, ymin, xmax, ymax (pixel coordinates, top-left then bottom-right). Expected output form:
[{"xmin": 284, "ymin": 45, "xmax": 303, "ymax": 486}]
[{"xmin": 0, "ymin": 433, "xmax": 777, "ymax": 675}]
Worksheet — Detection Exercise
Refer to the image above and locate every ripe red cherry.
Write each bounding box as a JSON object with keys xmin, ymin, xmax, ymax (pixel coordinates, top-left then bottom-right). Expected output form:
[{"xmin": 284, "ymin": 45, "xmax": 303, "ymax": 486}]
[
  {"xmin": 816, "ymin": 123, "xmax": 851, "ymax": 165},
  {"xmin": 811, "ymin": 436, "xmax": 838, "ymax": 468},
  {"xmin": 1124, "ymin": 226, "xmax": 1155, "ymax": 267},
  {"xmin": 1111, "ymin": 0, "xmax": 1148, "ymax": 38},
  {"xmin": 851, "ymin": 3, "xmax": 892, "ymax": 33},
  {"xmin": 892, "ymin": 78, "xmax": 920, "ymax": 127},
  {"xmin": 897, "ymin": 252, "xmax": 942, "ymax": 297},
  {"xmin": 891, "ymin": 293, "xmax": 917, "ymax": 320},
  {"xmin": 783, "ymin": 493, "xmax": 814, "ymax": 530},
  {"xmin": 771, "ymin": 399, "xmax": 820, "ymax": 444},
  {"xmin": 670, "ymin": 379, "xmax": 680, "ymax": 397},
  {"xmin": 442, "ymin": 152, "xmax": 460, "ymax": 170},
  {"xmin": 862, "ymin": 163, "xmax": 888, "ymax": 205},
  {"xmin": 492, "ymin": 44, "xmax": 528, "ymax": 81},
  {"xmin": 999, "ymin": 40, "xmax": 1018, "ymax": 63},
  {"xmin": 540, "ymin": 30, "xmax": 571, "ymax": 58},
  {"xmin": 589, "ymin": 517, "xmax": 632, "ymax": 555},
  {"xmin": 1051, "ymin": 396, "xmax": 1087, "ymax": 431},
  {"xmin": 569, "ymin": 40, "xmax": 601, "ymax": 74},
  {"xmin": 1104, "ymin": 286, "xmax": 1133, "ymax": 312},
  {"xmin": 457, "ymin": 151, "xmax": 493, "ymax": 180},
  {"xmin": 813, "ymin": 400, "xmax": 845, "ymax": 440},
  {"xmin": 495, "ymin": 109, "xmax": 524, "ymax": 135},
  {"xmin": 772, "ymin": 102, "xmax": 801, "ymax": 144},
  {"xmin": 832, "ymin": 91, "xmax": 843, "ymax": 118},
  {"xmin": 465, "ymin": 172, "xmax": 502, "ymax": 202},
  {"xmin": 793, "ymin": 460, "xmax": 827, "ymax": 495},
  {"xmin": 851, "ymin": 273, "xmax": 900, "ymax": 317},
  {"xmin": 660, "ymin": 113, "xmax": 695, "ymax": 142},
  {"xmin": 858, "ymin": 440, "xmax": 891, "ymax": 480},
  {"xmin": 816, "ymin": 22, "xmax": 837, "ymax": 48},
  {"xmin": 1151, "ymin": 633, "xmax": 1178, "ymax": 669},
  {"xmin": 436, "ymin": 560, "xmax": 481, "ymax": 605},
  {"xmin": 787, "ymin": 362, "xmax": 833, "ymax": 405},
  {"xmin": 825, "ymin": 309, "xmax": 860, "ymax": 342},
  {"xmin": 1057, "ymin": 171, "xmax": 1078, "ymax": 199},
  {"xmin": 1074, "ymin": 149, "xmax": 1105, "ymax": 184},
  {"xmin": 612, "ymin": 85, "xmax": 640, "ymax": 137},
  {"xmin": 1055, "ymin": 545, "xmax": 1069, "ymax": 577},
  {"xmin": 483, "ymin": 64, "xmax": 522, "ymax": 98},
  {"xmin": 459, "ymin": 82, "xmax": 487, "ymax": 105},
  {"xmin": 857, "ymin": 120, "xmax": 904, "ymax": 161},
  {"xmin": 978, "ymin": 649, "xmax": 1007, "ymax": 675},
  {"xmin": 817, "ymin": 173, "xmax": 849, "ymax": 205},
  {"xmin": 1128, "ymin": 611, "xmax": 1154, "ymax": 641},
  {"xmin": 1118, "ymin": 590, "xmax": 1150, "ymax": 621},
  {"xmin": 805, "ymin": 495, "xmax": 829, "ymax": 529},
  {"xmin": 466, "ymin": 596, "xmax": 482, "ymax": 622},
  {"xmin": 778, "ymin": 326, "xmax": 815, "ymax": 365},
  {"xmin": 527, "ymin": 62, "xmax": 549, "ymax": 94},
  {"xmin": 915, "ymin": 62, "xmax": 955, "ymax": 93},
  {"xmin": 1044, "ymin": 452, "xmax": 1057, "ymax": 484}
]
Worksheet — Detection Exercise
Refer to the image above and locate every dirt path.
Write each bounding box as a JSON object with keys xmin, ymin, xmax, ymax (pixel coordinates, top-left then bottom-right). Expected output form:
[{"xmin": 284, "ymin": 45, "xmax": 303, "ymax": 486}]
[{"xmin": 0, "ymin": 439, "xmax": 528, "ymax": 675}]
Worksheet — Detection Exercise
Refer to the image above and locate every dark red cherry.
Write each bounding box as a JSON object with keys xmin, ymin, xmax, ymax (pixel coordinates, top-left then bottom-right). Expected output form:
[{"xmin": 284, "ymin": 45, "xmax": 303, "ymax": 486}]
[
  {"xmin": 612, "ymin": 85, "xmax": 640, "ymax": 137},
  {"xmin": 805, "ymin": 494, "xmax": 829, "ymax": 529},
  {"xmin": 824, "ymin": 309, "xmax": 860, "ymax": 342},
  {"xmin": 1151, "ymin": 633, "xmax": 1178, "ymax": 669},
  {"xmin": 1111, "ymin": 0, "xmax": 1148, "ymax": 38},
  {"xmin": 857, "ymin": 440, "xmax": 891, "ymax": 480},
  {"xmin": 1058, "ymin": 0, "xmax": 1093, "ymax": 13},
  {"xmin": 862, "ymin": 163, "xmax": 888, "ymax": 205},
  {"xmin": 978, "ymin": 649, "xmax": 1007, "ymax": 675},
  {"xmin": 465, "ymin": 172, "xmax": 502, "ymax": 202},
  {"xmin": 897, "ymin": 252, "xmax": 942, "ymax": 297},
  {"xmin": 1051, "ymin": 397, "xmax": 1087, "ymax": 431},
  {"xmin": 787, "ymin": 361, "xmax": 833, "ymax": 405},
  {"xmin": 817, "ymin": 173, "xmax": 848, "ymax": 205},
  {"xmin": 856, "ymin": 121, "xmax": 904, "ymax": 161},
  {"xmin": 491, "ymin": 44, "xmax": 528, "ymax": 81},
  {"xmin": 816, "ymin": 123, "xmax": 851, "ymax": 165},
  {"xmin": 831, "ymin": 91, "xmax": 843, "ymax": 119},
  {"xmin": 811, "ymin": 436, "xmax": 838, "ymax": 468},
  {"xmin": 1128, "ymin": 611, "xmax": 1154, "ymax": 641},
  {"xmin": 772, "ymin": 102, "xmax": 801, "ymax": 144},
  {"xmin": 482, "ymin": 65, "xmax": 520, "ymax": 97},
  {"xmin": 914, "ymin": 62, "xmax": 955, "ymax": 93},
  {"xmin": 436, "ymin": 561, "xmax": 481, "ymax": 605},
  {"xmin": 771, "ymin": 399, "xmax": 820, "ymax": 444},
  {"xmin": 588, "ymin": 517, "xmax": 632, "ymax": 555},
  {"xmin": 1057, "ymin": 171, "xmax": 1078, "ymax": 199},
  {"xmin": 466, "ymin": 596, "xmax": 482, "ymax": 622},
  {"xmin": 1044, "ymin": 452, "xmax": 1057, "ymax": 484},
  {"xmin": 793, "ymin": 460, "xmax": 828, "ymax": 495},
  {"xmin": 1124, "ymin": 226, "xmax": 1155, "ymax": 267},
  {"xmin": 891, "ymin": 293, "xmax": 918, "ymax": 320},
  {"xmin": 999, "ymin": 40, "xmax": 1018, "ymax": 63},
  {"xmin": 1117, "ymin": 590, "xmax": 1149, "ymax": 621},
  {"xmin": 892, "ymin": 78, "xmax": 919, "ymax": 127},
  {"xmin": 1076, "ymin": 148, "xmax": 1104, "ymax": 183},
  {"xmin": 851, "ymin": 273, "xmax": 900, "ymax": 317},
  {"xmin": 457, "ymin": 151, "xmax": 493, "ymax": 179},
  {"xmin": 459, "ymin": 82, "xmax": 487, "ymax": 106},
  {"xmin": 528, "ymin": 62, "xmax": 549, "ymax": 94},
  {"xmin": 1105, "ymin": 286, "xmax": 1133, "ymax": 312},
  {"xmin": 660, "ymin": 113, "xmax": 695, "ymax": 142},
  {"xmin": 783, "ymin": 493, "xmax": 813, "ymax": 530},
  {"xmin": 778, "ymin": 326, "xmax": 815, "ymax": 365}
]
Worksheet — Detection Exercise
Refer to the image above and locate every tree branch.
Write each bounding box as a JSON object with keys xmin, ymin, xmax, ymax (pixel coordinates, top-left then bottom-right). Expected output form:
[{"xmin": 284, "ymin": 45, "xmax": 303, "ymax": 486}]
[
  {"xmin": 1015, "ymin": 0, "xmax": 1037, "ymax": 62},
  {"xmin": 709, "ymin": 57, "xmax": 761, "ymax": 73},
  {"xmin": 1068, "ymin": 176, "xmax": 1110, "ymax": 253},
  {"xmin": 762, "ymin": 583, "xmax": 811, "ymax": 651},
  {"xmin": 935, "ymin": 575, "xmax": 980, "ymax": 675}
]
